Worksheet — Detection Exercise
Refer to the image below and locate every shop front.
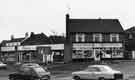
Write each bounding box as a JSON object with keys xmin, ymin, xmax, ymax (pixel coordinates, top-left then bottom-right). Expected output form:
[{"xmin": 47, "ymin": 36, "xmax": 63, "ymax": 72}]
[
  {"xmin": 72, "ymin": 43, "xmax": 124, "ymax": 61},
  {"xmin": 17, "ymin": 45, "xmax": 53, "ymax": 63},
  {"xmin": 49, "ymin": 44, "xmax": 64, "ymax": 62},
  {"xmin": 1, "ymin": 46, "xmax": 17, "ymax": 63}
]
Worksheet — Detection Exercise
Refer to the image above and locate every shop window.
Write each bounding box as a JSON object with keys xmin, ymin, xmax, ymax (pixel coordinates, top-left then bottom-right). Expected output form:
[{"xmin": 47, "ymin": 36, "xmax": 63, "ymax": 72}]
[
  {"xmin": 101, "ymin": 50, "xmax": 111, "ymax": 58},
  {"xmin": 72, "ymin": 50, "xmax": 84, "ymax": 59},
  {"xmin": 112, "ymin": 48, "xmax": 123, "ymax": 58},
  {"xmin": 93, "ymin": 34, "xmax": 102, "ymax": 42},
  {"xmin": 110, "ymin": 34, "xmax": 119, "ymax": 42},
  {"xmin": 75, "ymin": 33, "xmax": 85, "ymax": 42},
  {"xmin": 84, "ymin": 50, "xmax": 93, "ymax": 58}
]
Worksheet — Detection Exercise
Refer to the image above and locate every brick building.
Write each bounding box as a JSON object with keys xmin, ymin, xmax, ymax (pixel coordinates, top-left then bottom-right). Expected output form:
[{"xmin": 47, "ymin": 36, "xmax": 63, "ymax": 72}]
[{"xmin": 64, "ymin": 14, "xmax": 125, "ymax": 62}]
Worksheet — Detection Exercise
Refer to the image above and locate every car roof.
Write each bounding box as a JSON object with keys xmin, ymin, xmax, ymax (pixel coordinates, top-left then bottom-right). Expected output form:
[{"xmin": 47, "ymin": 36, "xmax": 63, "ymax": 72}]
[
  {"xmin": 21, "ymin": 63, "xmax": 40, "ymax": 68},
  {"xmin": 88, "ymin": 65, "xmax": 110, "ymax": 68}
]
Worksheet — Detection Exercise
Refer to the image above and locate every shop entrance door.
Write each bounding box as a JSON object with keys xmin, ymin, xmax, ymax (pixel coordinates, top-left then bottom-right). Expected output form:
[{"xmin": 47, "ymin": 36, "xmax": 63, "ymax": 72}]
[{"xmin": 94, "ymin": 49, "xmax": 101, "ymax": 61}]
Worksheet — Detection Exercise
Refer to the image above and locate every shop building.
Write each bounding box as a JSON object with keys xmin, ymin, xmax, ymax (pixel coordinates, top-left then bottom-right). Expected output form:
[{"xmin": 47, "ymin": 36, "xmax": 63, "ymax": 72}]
[
  {"xmin": 49, "ymin": 35, "xmax": 65, "ymax": 62},
  {"xmin": 0, "ymin": 32, "xmax": 65, "ymax": 63},
  {"xmin": 0, "ymin": 33, "xmax": 28, "ymax": 63},
  {"xmin": 18, "ymin": 32, "xmax": 64, "ymax": 63},
  {"xmin": 65, "ymin": 14, "xmax": 125, "ymax": 62}
]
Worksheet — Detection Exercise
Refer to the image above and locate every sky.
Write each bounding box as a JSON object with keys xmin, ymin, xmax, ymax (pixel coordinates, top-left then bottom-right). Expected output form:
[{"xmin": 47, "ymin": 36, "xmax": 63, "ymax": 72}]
[{"xmin": 0, "ymin": 0, "xmax": 135, "ymax": 41}]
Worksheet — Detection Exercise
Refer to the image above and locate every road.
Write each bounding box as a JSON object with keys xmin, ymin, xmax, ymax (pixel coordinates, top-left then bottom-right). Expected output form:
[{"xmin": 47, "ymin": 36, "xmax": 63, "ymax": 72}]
[
  {"xmin": 0, "ymin": 74, "xmax": 72, "ymax": 80},
  {"xmin": 1, "ymin": 62, "xmax": 135, "ymax": 80}
]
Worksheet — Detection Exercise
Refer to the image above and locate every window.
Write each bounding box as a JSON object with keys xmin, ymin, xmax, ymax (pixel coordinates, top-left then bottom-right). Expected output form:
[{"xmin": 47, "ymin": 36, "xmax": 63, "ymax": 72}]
[
  {"xmin": 129, "ymin": 34, "xmax": 133, "ymax": 39},
  {"xmin": 85, "ymin": 67, "xmax": 101, "ymax": 72},
  {"xmin": 93, "ymin": 34, "xmax": 102, "ymax": 42},
  {"xmin": 75, "ymin": 33, "xmax": 85, "ymax": 42},
  {"xmin": 110, "ymin": 34, "xmax": 119, "ymax": 42}
]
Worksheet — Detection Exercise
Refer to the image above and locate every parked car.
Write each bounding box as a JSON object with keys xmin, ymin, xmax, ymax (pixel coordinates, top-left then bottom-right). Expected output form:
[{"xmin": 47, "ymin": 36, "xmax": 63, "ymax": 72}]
[
  {"xmin": 0, "ymin": 61, "xmax": 7, "ymax": 69},
  {"xmin": 9, "ymin": 63, "xmax": 51, "ymax": 80},
  {"xmin": 72, "ymin": 65, "xmax": 123, "ymax": 80}
]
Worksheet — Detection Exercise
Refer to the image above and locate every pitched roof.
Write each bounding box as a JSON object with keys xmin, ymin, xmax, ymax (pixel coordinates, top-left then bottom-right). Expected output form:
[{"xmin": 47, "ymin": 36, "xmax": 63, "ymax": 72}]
[
  {"xmin": 21, "ymin": 33, "xmax": 51, "ymax": 45},
  {"xmin": 49, "ymin": 35, "xmax": 65, "ymax": 44},
  {"xmin": 125, "ymin": 26, "xmax": 135, "ymax": 33},
  {"xmin": 1, "ymin": 38, "xmax": 25, "ymax": 46},
  {"xmin": 68, "ymin": 19, "xmax": 124, "ymax": 33}
]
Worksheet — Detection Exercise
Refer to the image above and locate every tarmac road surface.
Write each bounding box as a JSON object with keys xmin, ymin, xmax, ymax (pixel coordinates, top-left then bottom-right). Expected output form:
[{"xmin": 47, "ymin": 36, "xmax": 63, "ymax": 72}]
[{"xmin": 0, "ymin": 76, "xmax": 72, "ymax": 80}]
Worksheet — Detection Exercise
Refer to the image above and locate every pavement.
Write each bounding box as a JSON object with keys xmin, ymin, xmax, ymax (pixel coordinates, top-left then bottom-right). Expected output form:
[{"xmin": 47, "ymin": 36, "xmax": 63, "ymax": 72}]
[{"xmin": 1, "ymin": 61, "xmax": 135, "ymax": 80}]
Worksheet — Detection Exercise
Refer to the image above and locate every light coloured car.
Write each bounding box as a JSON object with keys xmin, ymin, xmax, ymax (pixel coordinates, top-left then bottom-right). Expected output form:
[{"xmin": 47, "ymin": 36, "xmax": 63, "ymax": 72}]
[
  {"xmin": 0, "ymin": 61, "xmax": 7, "ymax": 69},
  {"xmin": 72, "ymin": 65, "xmax": 123, "ymax": 80}
]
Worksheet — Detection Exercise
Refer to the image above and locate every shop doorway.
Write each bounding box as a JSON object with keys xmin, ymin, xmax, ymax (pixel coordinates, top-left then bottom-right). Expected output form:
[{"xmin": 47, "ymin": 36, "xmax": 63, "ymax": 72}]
[{"xmin": 94, "ymin": 49, "xmax": 101, "ymax": 61}]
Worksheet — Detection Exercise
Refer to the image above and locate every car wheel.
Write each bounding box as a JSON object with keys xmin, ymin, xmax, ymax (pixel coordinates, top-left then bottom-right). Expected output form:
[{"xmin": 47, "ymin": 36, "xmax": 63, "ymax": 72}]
[
  {"xmin": 73, "ymin": 76, "xmax": 81, "ymax": 80},
  {"xmin": 99, "ymin": 77, "xmax": 105, "ymax": 80},
  {"xmin": 9, "ymin": 77, "xmax": 15, "ymax": 80}
]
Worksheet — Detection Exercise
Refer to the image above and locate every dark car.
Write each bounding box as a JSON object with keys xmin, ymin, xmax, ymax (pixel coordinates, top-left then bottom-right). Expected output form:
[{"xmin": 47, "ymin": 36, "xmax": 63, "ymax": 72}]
[{"xmin": 9, "ymin": 63, "xmax": 51, "ymax": 80}]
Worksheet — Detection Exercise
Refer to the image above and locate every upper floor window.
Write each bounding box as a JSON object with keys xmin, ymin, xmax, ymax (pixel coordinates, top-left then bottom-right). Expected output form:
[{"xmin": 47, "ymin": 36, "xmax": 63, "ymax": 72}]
[
  {"xmin": 129, "ymin": 34, "xmax": 133, "ymax": 39},
  {"xmin": 76, "ymin": 33, "xmax": 85, "ymax": 42},
  {"xmin": 6, "ymin": 42, "xmax": 20, "ymax": 47},
  {"xmin": 93, "ymin": 34, "xmax": 102, "ymax": 42},
  {"xmin": 110, "ymin": 34, "xmax": 119, "ymax": 42}
]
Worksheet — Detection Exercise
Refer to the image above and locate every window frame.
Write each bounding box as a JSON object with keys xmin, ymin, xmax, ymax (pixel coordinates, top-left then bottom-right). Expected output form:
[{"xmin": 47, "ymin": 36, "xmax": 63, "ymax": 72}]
[
  {"xmin": 75, "ymin": 33, "xmax": 85, "ymax": 42},
  {"xmin": 93, "ymin": 33, "xmax": 102, "ymax": 42},
  {"xmin": 110, "ymin": 34, "xmax": 119, "ymax": 42}
]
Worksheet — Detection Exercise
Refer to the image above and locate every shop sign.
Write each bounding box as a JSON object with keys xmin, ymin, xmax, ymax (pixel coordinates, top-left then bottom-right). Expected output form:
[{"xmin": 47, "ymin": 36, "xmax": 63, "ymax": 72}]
[
  {"xmin": 6, "ymin": 57, "xmax": 16, "ymax": 62},
  {"xmin": 73, "ymin": 43, "xmax": 93, "ymax": 50},
  {"xmin": 73, "ymin": 43, "xmax": 122, "ymax": 50},
  {"xmin": 50, "ymin": 44, "xmax": 64, "ymax": 50},
  {"xmin": 18, "ymin": 46, "xmax": 36, "ymax": 51},
  {"xmin": 1, "ymin": 47, "xmax": 15, "ymax": 51}
]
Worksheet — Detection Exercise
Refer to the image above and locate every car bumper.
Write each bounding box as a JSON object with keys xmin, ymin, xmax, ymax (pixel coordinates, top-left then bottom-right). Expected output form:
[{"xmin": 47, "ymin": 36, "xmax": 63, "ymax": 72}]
[{"xmin": 114, "ymin": 73, "xmax": 123, "ymax": 80}]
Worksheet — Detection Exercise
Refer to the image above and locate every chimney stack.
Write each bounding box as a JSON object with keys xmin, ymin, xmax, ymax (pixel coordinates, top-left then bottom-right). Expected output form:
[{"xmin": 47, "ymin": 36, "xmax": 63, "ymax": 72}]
[
  {"xmin": 25, "ymin": 32, "xmax": 29, "ymax": 38},
  {"xmin": 66, "ymin": 14, "xmax": 70, "ymax": 41},
  {"xmin": 30, "ymin": 32, "xmax": 34, "ymax": 37},
  {"xmin": 11, "ymin": 35, "xmax": 14, "ymax": 40}
]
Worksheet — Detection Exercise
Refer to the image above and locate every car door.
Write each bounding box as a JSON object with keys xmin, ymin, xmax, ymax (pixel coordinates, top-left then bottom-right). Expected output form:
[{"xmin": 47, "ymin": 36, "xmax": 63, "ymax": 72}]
[{"xmin": 86, "ymin": 67, "xmax": 101, "ymax": 79}]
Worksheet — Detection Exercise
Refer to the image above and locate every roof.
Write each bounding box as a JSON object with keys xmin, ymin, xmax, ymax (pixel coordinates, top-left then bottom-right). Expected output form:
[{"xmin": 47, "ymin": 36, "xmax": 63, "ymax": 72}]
[
  {"xmin": 21, "ymin": 33, "xmax": 51, "ymax": 45},
  {"xmin": 68, "ymin": 19, "xmax": 124, "ymax": 33},
  {"xmin": 125, "ymin": 26, "xmax": 135, "ymax": 33},
  {"xmin": 49, "ymin": 35, "xmax": 66, "ymax": 44},
  {"xmin": 89, "ymin": 65, "xmax": 109, "ymax": 67},
  {"xmin": 1, "ymin": 38, "xmax": 25, "ymax": 46}
]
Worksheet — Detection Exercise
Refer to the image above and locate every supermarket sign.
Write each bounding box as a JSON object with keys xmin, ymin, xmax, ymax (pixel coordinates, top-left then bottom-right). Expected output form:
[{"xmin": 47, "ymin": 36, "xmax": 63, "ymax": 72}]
[
  {"xmin": 18, "ymin": 46, "xmax": 36, "ymax": 51},
  {"xmin": 1, "ymin": 47, "xmax": 15, "ymax": 51},
  {"xmin": 73, "ymin": 43, "xmax": 122, "ymax": 50}
]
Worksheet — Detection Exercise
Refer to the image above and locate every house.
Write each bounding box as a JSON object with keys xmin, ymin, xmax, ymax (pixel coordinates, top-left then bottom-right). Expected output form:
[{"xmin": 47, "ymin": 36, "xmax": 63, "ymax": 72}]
[
  {"xmin": 64, "ymin": 14, "xmax": 125, "ymax": 62},
  {"xmin": 125, "ymin": 26, "xmax": 135, "ymax": 39},
  {"xmin": 0, "ymin": 33, "xmax": 28, "ymax": 63},
  {"xmin": 124, "ymin": 26, "xmax": 135, "ymax": 59}
]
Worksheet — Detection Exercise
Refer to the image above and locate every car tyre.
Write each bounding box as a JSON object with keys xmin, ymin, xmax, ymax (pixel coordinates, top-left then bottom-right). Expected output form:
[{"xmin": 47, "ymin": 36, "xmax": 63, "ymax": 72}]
[
  {"xmin": 9, "ymin": 77, "xmax": 15, "ymax": 80},
  {"xmin": 99, "ymin": 77, "xmax": 105, "ymax": 80},
  {"xmin": 73, "ymin": 76, "xmax": 81, "ymax": 80}
]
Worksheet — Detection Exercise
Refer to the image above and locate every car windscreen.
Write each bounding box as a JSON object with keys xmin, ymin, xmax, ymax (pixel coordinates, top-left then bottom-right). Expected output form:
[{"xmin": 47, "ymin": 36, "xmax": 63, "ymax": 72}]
[
  {"xmin": 33, "ymin": 67, "xmax": 47, "ymax": 75},
  {"xmin": 97, "ymin": 66, "xmax": 113, "ymax": 72},
  {"xmin": 85, "ymin": 67, "xmax": 101, "ymax": 72}
]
